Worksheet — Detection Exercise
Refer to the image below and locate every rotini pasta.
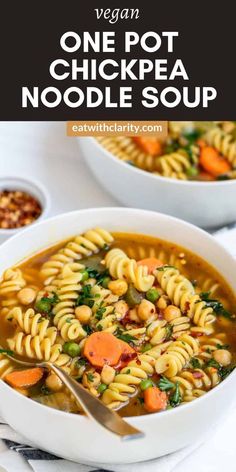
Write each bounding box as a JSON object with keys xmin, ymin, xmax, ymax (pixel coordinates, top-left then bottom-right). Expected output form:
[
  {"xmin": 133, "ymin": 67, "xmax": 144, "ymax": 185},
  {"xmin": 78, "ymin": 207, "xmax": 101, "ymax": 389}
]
[
  {"xmin": 105, "ymin": 248, "xmax": 154, "ymax": 292},
  {"xmin": 205, "ymin": 127, "xmax": 236, "ymax": 166}
]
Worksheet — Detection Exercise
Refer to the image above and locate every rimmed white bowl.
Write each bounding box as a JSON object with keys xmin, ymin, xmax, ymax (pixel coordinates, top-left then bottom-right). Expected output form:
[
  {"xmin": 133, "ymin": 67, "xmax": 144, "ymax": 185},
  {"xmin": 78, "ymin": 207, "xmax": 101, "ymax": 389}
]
[
  {"xmin": 0, "ymin": 207, "xmax": 235, "ymax": 464},
  {"xmin": 78, "ymin": 137, "xmax": 236, "ymax": 228},
  {"xmin": 0, "ymin": 176, "xmax": 50, "ymax": 243}
]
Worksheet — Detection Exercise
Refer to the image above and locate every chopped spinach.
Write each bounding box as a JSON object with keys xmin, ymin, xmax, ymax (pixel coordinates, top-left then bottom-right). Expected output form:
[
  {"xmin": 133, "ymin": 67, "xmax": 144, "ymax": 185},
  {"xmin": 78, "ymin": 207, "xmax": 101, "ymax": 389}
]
[
  {"xmin": 0, "ymin": 348, "xmax": 14, "ymax": 356},
  {"xmin": 200, "ymin": 292, "xmax": 233, "ymax": 319},
  {"xmin": 169, "ymin": 381, "xmax": 181, "ymax": 407},
  {"xmin": 158, "ymin": 376, "xmax": 175, "ymax": 391},
  {"xmin": 190, "ymin": 357, "xmax": 202, "ymax": 369}
]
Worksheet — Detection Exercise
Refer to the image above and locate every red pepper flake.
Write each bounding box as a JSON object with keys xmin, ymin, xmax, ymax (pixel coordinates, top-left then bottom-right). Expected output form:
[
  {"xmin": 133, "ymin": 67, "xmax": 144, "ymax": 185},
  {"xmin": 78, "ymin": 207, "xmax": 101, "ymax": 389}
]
[
  {"xmin": 191, "ymin": 331, "xmax": 203, "ymax": 338},
  {"xmin": 0, "ymin": 189, "xmax": 42, "ymax": 229},
  {"xmin": 192, "ymin": 371, "xmax": 204, "ymax": 379},
  {"xmin": 136, "ymin": 359, "xmax": 141, "ymax": 366}
]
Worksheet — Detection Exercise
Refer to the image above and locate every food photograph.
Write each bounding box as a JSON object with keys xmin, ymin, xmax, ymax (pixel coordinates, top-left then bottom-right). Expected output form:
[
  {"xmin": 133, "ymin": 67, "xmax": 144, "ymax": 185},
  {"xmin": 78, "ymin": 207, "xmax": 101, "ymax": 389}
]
[{"xmin": 0, "ymin": 122, "xmax": 235, "ymax": 472}]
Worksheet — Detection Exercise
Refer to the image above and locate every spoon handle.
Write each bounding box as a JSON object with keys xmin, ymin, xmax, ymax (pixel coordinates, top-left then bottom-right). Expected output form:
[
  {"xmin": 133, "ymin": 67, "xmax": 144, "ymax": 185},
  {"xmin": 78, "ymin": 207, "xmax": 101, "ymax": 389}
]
[{"xmin": 44, "ymin": 362, "xmax": 144, "ymax": 440}]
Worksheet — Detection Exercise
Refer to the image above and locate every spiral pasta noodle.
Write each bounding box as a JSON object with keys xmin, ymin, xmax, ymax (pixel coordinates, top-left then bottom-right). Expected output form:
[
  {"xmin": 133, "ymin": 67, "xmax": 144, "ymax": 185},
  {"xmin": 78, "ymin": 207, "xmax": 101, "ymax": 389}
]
[
  {"xmin": 156, "ymin": 267, "xmax": 216, "ymax": 327},
  {"xmin": 155, "ymin": 334, "xmax": 199, "ymax": 377},
  {"xmin": 0, "ymin": 354, "xmax": 14, "ymax": 379},
  {"xmin": 105, "ymin": 248, "xmax": 154, "ymax": 292},
  {"xmin": 7, "ymin": 332, "xmax": 70, "ymax": 366},
  {"xmin": 0, "ymin": 268, "xmax": 26, "ymax": 313},
  {"xmin": 156, "ymin": 150, "xmax": 191, "ymax": 180},
  {"xmin": 204, "ymin": 127, "xmax": 236, "ymax": 166},
  {"xmin": 7, "ymin": 307, "xmax": 57, "ymax": 342},
  {"xmin": 40, "ymin": 227, "xmax": 113, "ymax": 284}
]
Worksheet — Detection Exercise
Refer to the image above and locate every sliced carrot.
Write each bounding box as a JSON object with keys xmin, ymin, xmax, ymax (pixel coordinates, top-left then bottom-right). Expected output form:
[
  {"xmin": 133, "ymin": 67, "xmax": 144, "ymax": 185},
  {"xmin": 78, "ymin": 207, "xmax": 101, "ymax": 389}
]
[
  {"xmin": 84, "ymin": 332, "xmax": 122, "ymax": 368},
  {"xmin": 144, "ymin": 386, "xmax": 167, "ymax": 413},
  {"xmin": 197, "ymin": 138, "xmax": 207, "ymax": 149},
  {"xmin": 137, "ymin": 258, "xmax": 164, "ymax": 274},
  {"xmin": 5, "ymin": 367, "xmax": 44, "ymax": 388},
  {"xmin": 133, "ymin": 137, "xmax": 163, "ymax": 156},
  {"xmin": 199, "ymin": 146, "xmax": 231, "ymax": 177}
]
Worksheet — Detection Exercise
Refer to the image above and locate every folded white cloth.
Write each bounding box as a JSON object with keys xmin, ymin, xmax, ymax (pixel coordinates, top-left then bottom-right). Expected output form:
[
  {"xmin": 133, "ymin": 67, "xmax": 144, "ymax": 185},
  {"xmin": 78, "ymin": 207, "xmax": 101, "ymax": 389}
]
[{"xmin": 0, "ymin": 226, "xmax": 235, "ymax": 472}]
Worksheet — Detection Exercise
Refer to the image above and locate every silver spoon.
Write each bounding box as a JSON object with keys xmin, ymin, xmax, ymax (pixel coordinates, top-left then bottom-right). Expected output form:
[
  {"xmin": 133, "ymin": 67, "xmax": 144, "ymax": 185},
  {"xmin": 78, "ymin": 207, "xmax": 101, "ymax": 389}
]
[{"xmin": 1, "ymin": 349, "xmax": 144, "ymax": 440}]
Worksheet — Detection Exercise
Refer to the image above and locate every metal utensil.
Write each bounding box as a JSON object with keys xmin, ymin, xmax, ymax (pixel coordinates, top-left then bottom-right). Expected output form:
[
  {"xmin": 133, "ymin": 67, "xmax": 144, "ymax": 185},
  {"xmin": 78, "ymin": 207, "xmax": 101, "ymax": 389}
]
[{"xmin": 1, "ymin": 350, "xmax": 144, "ymax": 440}]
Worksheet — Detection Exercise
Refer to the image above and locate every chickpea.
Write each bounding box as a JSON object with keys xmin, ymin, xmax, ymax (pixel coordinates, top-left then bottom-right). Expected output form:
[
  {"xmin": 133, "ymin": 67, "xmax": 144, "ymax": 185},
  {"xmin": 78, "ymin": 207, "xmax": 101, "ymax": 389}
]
[
  {"xmin": 75, "ymin": 305, "xmax": 92, "ymax": 324},
  {"xmin": 164, "ymin": 305, "xmax": 181, "ymax": 322},
  {"xmin": 101, "ymin": 365, "xmax": 116, "ymax": 384},
  {"xmin": 129, "ymin": 308, "xmax": 140, "ymax": 323},
  {"xmin": 113, "ymin": 300, "xmax": 129, "ymax": 318},
  {"xmin": 108, "ymin": 279, "xmax": 128, "ymax": 296},
  {"xmin": 45, "ymin": 373, "xmax": 63, "ymax": 392},
  {"xmin": 138, "ymin": 299, "xmax": 156, "ymax": 321},
  {"xmin": 213, "ymin": 349, "xmax": 232, "ymax": 366},
  {"xmin": 156, "ymin": 296, "xmax": 168, "ymax": 310},
  {"xmin": 17, "ymin": 287, "xmax": 36, "ymax": 305},
  {"xmin": 82, "ymin": 371, "xmax": 101, "ymax": 388}
]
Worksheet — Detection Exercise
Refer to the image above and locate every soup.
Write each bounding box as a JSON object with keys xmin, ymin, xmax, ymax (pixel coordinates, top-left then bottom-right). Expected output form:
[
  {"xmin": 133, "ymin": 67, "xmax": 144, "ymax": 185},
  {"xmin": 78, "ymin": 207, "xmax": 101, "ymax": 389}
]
[
  {"xmin": 0, "ymin": 227, "xmax": 235, "ymax": 416},
  {"xmin": 97, "ymin": 121, "xmax": 236, "ymax": 181}
]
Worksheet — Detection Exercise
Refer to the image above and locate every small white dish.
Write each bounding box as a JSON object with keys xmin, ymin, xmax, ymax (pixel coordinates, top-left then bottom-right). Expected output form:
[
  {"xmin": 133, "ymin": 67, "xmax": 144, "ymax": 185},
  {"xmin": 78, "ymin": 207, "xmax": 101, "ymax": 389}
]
[
  {"xmin": 78, "ymin": 137, "xmax": 236, "ymax": 228},
  {"xmin": 0, "ymin": 176, "xmax": 50, "ymax": 243}
]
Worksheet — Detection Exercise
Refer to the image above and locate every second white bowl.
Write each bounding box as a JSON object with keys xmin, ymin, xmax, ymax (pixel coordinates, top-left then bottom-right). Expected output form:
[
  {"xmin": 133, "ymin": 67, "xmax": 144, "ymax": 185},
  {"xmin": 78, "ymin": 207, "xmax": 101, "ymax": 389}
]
[{"xmin": 78, "ymin": 137, "xmax": 236, "ymax": 228}]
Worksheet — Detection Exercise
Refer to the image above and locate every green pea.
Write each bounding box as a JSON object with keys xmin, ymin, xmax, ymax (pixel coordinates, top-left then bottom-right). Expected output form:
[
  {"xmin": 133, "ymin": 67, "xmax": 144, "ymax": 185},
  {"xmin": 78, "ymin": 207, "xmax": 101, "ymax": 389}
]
[
  {"xmin": 97, "ymin": 383, "xmax": 107, "ymax": 394},
  {"xmin": 63, "ymin": 342, "xmax": 81, "ymax": 358},
  {"xmin": 125, "ymin": 284, "xmax": 143, "ymax": 307},
  {"xmin": 80, "ymin": 270, "xmax": 89, "ymax": 282},
  {"xmin": 140, "ymin": 379, "xmax": 154, "ymax": 391},
  {"xmin": 102, "ymin": 276, "xmax": 111, "ymax": 289},
  {"xmin": 146, "ymin": 288, "xmax": 160, "ymax": 303},
  {"xmin": 35, "ymin": 299, "xmax": 52, "ymax": 314},
  {"xmin": 186, "ymin": 166, "xmax": 199, "ymax": 177}
]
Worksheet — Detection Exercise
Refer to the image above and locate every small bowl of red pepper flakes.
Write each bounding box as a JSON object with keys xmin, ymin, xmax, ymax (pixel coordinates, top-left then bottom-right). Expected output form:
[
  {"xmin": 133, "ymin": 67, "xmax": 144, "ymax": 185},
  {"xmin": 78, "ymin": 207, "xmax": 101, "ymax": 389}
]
[{"xmin": 0, "ymin": 177, "xmax": 50, "ymax": 242}]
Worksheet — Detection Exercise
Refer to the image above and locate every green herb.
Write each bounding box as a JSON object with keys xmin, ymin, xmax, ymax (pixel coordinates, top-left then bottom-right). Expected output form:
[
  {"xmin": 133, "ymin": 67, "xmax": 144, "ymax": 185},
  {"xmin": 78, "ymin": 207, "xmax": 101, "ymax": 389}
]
[
  {"xmin": 169, "ymin": 381, "xmax": 181, "ymax": 407},
  {"xmin": 156, "ymin": 265, "xmax": 176, "ymax": 272},
  {"xmin": 41, "ymin": 385, "xmax": 51, "ymax": 395},
  {"xmin": 97, "ymin": 383, "xmax": 107, "ymax": 394},
  {"xmin": 146, "ymin": 288, "xmax": 160, "ymax": 303},
  {"xmin": 101, "ymin": 276, "xmax": 111, "ymax": 289},
  {"xmin": 165, "ymin": 324, "xmax": 173, "ymax": 340},
  {"xmin": 205, "ymin": 358, "xmax": 235, "ymax": 380},
  {"xmin": 183, "ymin": 129, "xmax": 202, "ymax": 144},
  {"xmin": 76, "ymin": 284, "xmax": 94, "ymax": 308},
  {"xmin": 95, "ymin": 304, "xmax": 106, "ymax": 320},
  {"xmin": 140, "ymin": 379, "xmax": 153, "ymax": 391},
  {"xmin": 190, "ymin": 357, "xmax": 202, "ymax": 369},
  {"xmin": 140, "ymin": 343, "xmax": 152, "ymax": 353},
  {"xmin": 158, "ymin": 376, "xmax": 175, "ymax": 391},
  {"xmin": 216, "ymin": 343, "xmax": 229, "ymax": 350},
  {"xmin": 83, "ymin": 324, "xmax": 93, "ymax": 335},
  {"xmin": 0, "ymin": 348, "xmax": 14, "ymax": 356},
  {"xmin": 97, "ymin": 324, "xmax": 103, "ymax": 331},
  {"xmin": 116, "ymin": 329, "xmax": 137, "ymax": 344},
  {"xmin": 87, "ymin": 373, "xmax": 94, "ymax": 382},
  {"xmin": 138, "ymin": 396, "xmax": 144, "ymax": 405},
  {"xmin": 164, "ymin": 139, "xmax": 179, "ymax": 154},
  {"xmin": 76, "ymin": 358, "xmax": 87, "ymax": 367},
  {"xmin": 200, "ymin": 292, "xmax": 233, "ymax": 319},
  {"xmin": 103, "ymin": 244, "xmax": 110, "ymax": 251},
  {"xmin": 124, "ymin": 369, "xmax": 131, "ymax": 374}
]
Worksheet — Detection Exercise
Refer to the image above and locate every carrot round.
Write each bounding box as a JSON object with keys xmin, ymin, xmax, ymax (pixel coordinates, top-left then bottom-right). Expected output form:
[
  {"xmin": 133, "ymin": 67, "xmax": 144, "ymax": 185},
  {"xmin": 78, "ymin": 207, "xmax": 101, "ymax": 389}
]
[
  {"xmin": 144, "ymin": 386, "xmax": 167, "ymax": 412},
  {"xmin": 5, "ymin": 367, "xmax": 44, "ymax": 388},
  {"xmin": 133, "ymin": 137, "xmax": 163, "ymax": 156},
  {"xmin": 137, "ymin": 258, "xmax": 163, "ymax": 274},
  {"xmin": 84, "ymin": 332, "xmax": 122, "ymax": 368},
  {"xmin": 199, "ymin": 146, "xmax": 231, "ymax": 177}
]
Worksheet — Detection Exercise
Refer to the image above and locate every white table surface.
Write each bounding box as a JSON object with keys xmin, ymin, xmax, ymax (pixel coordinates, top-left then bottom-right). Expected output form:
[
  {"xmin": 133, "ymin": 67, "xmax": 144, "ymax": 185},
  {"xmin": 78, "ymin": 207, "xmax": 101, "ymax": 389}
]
[{"xmin": 0, "ymin": 122, "xmax": 235, "ymax": 472}]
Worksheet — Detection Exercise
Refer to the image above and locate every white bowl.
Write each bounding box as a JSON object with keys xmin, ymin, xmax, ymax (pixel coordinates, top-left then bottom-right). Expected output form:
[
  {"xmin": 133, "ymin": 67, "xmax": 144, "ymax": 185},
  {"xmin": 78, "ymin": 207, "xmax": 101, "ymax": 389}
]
[
  {"xmin": 78, "ymin": 137, "xmax": 236, "ymax": 228},
  {"xmin": 0, "ymin": 207, "xmax": 235, "ymax": 464},
  {"xmin": 0, "ymin": 176, "xmax": 50, "ymax": 243}
]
